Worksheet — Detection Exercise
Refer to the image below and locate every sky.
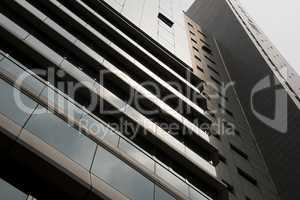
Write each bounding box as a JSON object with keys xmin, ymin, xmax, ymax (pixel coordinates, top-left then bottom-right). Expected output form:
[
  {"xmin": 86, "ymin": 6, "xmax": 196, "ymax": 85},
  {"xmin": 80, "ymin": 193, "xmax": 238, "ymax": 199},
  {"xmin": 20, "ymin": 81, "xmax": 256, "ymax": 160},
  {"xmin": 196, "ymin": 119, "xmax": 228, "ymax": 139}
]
[{"xmin": 238, "ymin": 0, "xmax": 300, "ymax": 74}]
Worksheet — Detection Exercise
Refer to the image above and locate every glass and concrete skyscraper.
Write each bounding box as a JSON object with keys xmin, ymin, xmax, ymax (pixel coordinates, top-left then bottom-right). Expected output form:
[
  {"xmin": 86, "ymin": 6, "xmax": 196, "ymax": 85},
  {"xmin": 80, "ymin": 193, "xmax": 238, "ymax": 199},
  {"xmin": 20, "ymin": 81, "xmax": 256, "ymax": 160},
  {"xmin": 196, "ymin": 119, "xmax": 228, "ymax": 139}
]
[{"xmin": 0, "ymin": 0, "xmax": 296, "ymax": 200}]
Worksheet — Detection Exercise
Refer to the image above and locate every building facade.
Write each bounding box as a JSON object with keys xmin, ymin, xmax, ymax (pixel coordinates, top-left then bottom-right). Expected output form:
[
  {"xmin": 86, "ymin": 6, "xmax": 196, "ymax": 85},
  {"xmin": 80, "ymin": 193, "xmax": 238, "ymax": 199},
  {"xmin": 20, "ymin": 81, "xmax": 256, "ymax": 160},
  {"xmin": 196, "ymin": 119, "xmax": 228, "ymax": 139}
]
[
  {"xmin": 188, "ymin": 0, "xmax": 300, "ymax": 200},
  {"xmin": 0, "ymin": 0, "xmax": 292, "ymax": 200}
]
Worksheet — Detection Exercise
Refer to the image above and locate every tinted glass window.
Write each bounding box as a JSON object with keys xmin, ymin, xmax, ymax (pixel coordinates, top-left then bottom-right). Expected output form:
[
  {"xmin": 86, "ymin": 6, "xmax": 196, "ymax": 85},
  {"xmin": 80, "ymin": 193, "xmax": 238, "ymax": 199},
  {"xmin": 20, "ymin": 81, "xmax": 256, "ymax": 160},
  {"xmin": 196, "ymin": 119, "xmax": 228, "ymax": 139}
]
[
  {"xmin": 0, "ymin": 178, "xmax": 27, "ymax": 200},
  {"xmin": 25, "ymin": 106, "xmax": 96, "ymax": 169},
  {"xmin": 0, "ymin": 58, "xmax": 45, "ymax": 95},
  {"xmin": 80, "ymin": 114, "xmax": 119, "ymax": 146},
  {"xmin": 40, "ymin": 87, "xmax": 85, "ymax": 121},
  {"xmin": 92, "ymin": 146, "xmax": 154, "ymax": 200},
  {"xmin": 0, "ymin": 78, "xmax": 37, "ymax": 127}
]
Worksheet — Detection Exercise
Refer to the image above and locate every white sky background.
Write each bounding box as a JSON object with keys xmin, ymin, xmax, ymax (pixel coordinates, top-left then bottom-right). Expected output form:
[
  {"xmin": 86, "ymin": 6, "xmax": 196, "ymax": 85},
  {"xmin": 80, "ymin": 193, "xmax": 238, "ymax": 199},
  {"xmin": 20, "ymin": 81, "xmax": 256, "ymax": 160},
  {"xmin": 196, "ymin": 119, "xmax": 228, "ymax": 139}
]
[{"xmin": 233, "ymin": 0, "xmax": 300, "ymax": 74}]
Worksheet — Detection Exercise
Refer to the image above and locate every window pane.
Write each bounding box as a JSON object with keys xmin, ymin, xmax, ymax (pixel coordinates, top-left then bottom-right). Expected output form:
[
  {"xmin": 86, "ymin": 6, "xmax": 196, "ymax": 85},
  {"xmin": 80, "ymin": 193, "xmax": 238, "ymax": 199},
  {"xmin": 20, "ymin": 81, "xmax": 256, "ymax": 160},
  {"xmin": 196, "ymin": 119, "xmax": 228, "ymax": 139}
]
[
  {"xmin": 0, "ymin": 178, "xmax": 27, "ymax": 200},
  {"xmin": 92, "ymin": 146, "xmax": 154, "ymax": 200},
  {"xmin": 25, "ymin": 105, "xmax": 96, "ymax": 170},
  {"xmin": 0, "ymin": 78, "xmax": 37, "ymax": 127},
  {"xmin": 0, "ymin": 58, "xmax": 45, "ymax": 96},
  {"xmin": 40, "ymin": 87, "xmax": 85, "ymax": 121},
  {"xmin": 155, "ymin": 185, "xmax": 175, "ymax": 200},
  {"xmin": 80, "ymin": 114, "xmax": 119, "ymax": 146}
]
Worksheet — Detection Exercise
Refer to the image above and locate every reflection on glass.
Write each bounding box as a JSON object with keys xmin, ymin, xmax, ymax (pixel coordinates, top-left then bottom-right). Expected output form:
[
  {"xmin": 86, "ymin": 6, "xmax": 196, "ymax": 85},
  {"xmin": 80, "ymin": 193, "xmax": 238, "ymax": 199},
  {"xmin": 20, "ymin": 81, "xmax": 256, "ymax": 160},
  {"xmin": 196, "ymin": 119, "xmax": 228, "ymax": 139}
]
[
  {"xmin": 92, "ymin": 146, "xmax": 154, "ymax": 200},
  {"xmin": 80, "ymin": 114, "xmax": 119, "ymax": 146},
  {"xmin": 0, "ymin": 57, "xmax": 24, "ymax": 78},
  {"xmin": 0, "ymin": 78, "xmax": 38, "ymax": 127},
  {"xmin": 118, "ymin": 138, "xmax": 155, "ymax": 172},
  {"xmin": 40, "ymin": 87, "xmax": 85, "ymax": 121},
  {"xmin": 25, "ymin": 105, "xmax": 97, "ymax": 170},
  {"xmin": 0, "ymin": 178, "xmax": 28, "ymax": 200},
  {"xmin": 0, "ymin": 57, "xmax": 45, "ymax": 96}
]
